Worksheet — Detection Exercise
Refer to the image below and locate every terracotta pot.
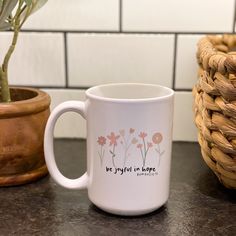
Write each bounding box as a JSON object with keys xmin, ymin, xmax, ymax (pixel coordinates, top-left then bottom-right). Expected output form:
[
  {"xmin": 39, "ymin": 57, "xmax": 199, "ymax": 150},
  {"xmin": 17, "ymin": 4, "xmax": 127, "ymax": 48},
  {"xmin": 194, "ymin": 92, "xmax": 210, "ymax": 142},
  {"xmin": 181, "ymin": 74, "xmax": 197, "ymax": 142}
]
[{"xmin": 0, "ymin": 87, "xmax": 50, "ymax": 186}]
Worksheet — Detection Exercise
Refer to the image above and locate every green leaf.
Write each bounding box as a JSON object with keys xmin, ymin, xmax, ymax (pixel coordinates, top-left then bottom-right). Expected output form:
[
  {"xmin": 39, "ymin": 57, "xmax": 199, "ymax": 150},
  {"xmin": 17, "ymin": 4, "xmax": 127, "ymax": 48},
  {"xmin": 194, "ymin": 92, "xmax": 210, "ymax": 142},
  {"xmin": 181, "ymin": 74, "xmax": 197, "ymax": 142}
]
[
  {"xmin": 24, "ymin": 0, "xmax": 33, "ymax": 5},
  {"xmin": 19, "ymin": 0, "xmax": 47, "ymax": 27},
  {"xmin": 0, "ymin": 0, "xmax": 3, "ymax": 10},
  {"xmin": 0, "ymin": 0, "xmax": 18, "ymax": 25},
  {"xmin": 31, "ymin": 0, "xmax": 48, "ymax": 14},
  {"xmin": 23, "ymin": 0, "xmax": 48, "ymax": 13}
]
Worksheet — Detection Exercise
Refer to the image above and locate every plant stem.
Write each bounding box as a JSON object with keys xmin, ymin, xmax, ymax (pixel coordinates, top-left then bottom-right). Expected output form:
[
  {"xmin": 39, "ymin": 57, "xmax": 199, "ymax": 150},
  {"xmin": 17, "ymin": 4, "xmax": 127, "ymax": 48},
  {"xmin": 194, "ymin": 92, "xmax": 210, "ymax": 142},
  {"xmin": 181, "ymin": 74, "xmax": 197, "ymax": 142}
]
[
  {"xmin": 3, "ymin": 21, "xmax": 20, "ymax": 73},
  {"xmin": 1, "ymin": 18, "xmax": 20, "ymax": 103},
  {"xmin": 0, "ymin": 68, "xmax": 10, "ymax": 102},
  {"xmin": 19, "ymin": 3, "xmax": 32, "ymax": 28},
  {"xmin": 0, "ymin": 1, "xmax": 24, "ymax": 103}
]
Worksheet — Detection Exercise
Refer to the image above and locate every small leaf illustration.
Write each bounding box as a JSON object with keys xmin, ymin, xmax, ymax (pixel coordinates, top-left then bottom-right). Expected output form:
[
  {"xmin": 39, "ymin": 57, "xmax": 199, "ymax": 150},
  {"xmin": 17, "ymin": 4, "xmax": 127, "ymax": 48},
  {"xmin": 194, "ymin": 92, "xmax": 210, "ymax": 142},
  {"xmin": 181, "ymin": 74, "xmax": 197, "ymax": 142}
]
[
  {"xmin": 110, "ymin": 150, "xmax": 115, "ymax": 158},
  {"xmin": 160, "ymin": 151, "xmax": 165, "ymax": 156},
  {"xmin": 155, "ymin": 148, "xmax": 160, "ymax": 154}
]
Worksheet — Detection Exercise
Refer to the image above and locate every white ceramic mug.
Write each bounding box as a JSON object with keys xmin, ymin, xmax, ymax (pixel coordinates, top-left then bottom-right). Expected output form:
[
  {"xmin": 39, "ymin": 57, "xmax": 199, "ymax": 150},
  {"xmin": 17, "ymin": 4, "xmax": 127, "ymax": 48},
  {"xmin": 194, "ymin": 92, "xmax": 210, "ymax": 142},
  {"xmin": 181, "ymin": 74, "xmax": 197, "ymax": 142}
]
[{"xmin": 44, "ymin": 83, "xmax": 174, "ymax": 216}]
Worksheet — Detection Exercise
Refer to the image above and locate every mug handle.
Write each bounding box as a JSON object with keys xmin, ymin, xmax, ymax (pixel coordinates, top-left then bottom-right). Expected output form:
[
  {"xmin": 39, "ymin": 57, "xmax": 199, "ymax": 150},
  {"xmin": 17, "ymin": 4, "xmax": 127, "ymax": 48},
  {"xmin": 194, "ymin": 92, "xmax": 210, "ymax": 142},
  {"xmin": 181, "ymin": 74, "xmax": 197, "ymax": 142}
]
[{"xmin": 44, "ymin": 101, "xmax": 88, "ymax": 189}]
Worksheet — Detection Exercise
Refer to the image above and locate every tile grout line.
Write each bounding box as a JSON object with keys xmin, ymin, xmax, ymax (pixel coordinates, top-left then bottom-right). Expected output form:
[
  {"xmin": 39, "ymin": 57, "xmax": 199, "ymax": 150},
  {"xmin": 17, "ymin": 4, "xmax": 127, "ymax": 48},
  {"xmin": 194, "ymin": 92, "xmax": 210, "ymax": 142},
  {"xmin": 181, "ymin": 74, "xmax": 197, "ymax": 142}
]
[
  {"xmin": 119, "ymin": 0, "xmax": 122, "ymax": 32},
  {"xmin": 13, "ymin": 85, "xmax": 193, "ymax": 92},
  {"xmin": 43, "ymin": 86, "xmax": 91, "ymax": 90},
  {"xmin": 63, "ymin": 32, "xmax": 69, "ymax": 88},
  {"xmin": 233, "ymin": 0, "xmax": 236, "ymax": 33},
  {"xmin": 174, "ymin": 88, "xmax": 192, "ymax": 92},
  {"xmin": 172, "ymin": 34, "xmax": 178, "ymax": 90},
  {"xmin": 20, "ymin": 29, "xmax": 232, "ymax": 35}
]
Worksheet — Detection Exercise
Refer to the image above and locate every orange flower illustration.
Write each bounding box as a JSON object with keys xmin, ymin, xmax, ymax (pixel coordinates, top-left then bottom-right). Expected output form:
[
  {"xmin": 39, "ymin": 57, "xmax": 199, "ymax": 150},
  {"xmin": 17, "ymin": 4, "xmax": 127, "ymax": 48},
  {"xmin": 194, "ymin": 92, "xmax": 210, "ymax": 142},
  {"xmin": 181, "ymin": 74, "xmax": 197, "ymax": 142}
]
[
  {"xmin": 139, "ymin": 132, "xmax": 147, "ymax": 139},
  {"xmin": 107, "ymin": 132, "xmax": 120, "ymax": 146},
  {"xmin": 137, "ymin": 132, "xmax": 153, "ymax": 167},
  {"xmin": 107, "ymin": 132, "xmax": 120, "ymax": 168},
  {"xmin": 152, "ymin": 133, "xmax": 163, "ymax": 144},
  {"xmin": 129, "ymin": 128, "xmax": 135, "ymax": 134},
  {"xmin": 152, "ymin": 132, "xmax": 164, "ymax": 167},
  {"xmin": 97, "ymin": 136, "xmax": 106, "ymax": 146},
  {"xmin": 97, "ymin": 136, "xmax": 106, "ymax": 166}
]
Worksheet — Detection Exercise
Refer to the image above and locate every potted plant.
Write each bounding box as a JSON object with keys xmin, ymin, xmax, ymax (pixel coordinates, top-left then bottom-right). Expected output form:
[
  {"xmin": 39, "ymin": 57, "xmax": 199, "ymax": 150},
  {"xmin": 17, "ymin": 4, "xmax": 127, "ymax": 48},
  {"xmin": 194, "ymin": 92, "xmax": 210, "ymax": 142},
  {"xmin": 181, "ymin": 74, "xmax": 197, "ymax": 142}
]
[{"xmin": 0, "ymin": 0, "xmax": 50, "ymax": 186}]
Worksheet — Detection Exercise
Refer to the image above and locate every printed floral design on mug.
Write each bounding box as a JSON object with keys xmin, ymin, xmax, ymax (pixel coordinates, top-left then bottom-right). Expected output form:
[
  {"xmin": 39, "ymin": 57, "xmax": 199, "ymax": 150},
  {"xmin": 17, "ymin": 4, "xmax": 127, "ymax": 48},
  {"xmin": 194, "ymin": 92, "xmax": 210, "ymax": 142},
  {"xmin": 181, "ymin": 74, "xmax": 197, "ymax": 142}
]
[
  {"xmin": 107, "ymin": 132, "xmax": 120, "ymax": 168},
  {"xmin": 152, "ymin": 132, "xmax": 165, "ymax": 167},
  {"xmin": 97, "ymin": 136, "xmax": 106, "ymax": 166},
  {"xmin": 137, "ymin": 132, "xmax": 153, "ymax": 167},
  {"xmin": 119, "ymin": 128, "xmax": 137, "ymax": 167},
  {"xmin": 96, "ymin": 129, "xmax": 165, "ymax": 170}
]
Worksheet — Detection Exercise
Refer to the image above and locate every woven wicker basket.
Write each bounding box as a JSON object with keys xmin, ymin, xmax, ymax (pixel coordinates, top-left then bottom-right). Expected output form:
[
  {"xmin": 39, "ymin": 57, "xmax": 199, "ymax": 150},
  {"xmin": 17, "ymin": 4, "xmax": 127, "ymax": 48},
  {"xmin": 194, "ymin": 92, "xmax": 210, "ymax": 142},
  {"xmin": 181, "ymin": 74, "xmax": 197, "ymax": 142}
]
[{"xmin": 193, "ymin": 34, "xmax": 236, "ymax": 189}]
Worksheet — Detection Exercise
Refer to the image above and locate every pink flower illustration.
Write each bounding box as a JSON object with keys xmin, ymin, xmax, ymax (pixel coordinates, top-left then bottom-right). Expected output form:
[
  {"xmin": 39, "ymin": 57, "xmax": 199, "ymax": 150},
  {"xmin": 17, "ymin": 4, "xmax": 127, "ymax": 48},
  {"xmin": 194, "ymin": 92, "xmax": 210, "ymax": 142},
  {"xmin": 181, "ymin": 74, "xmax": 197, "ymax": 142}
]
[
  {"xmin": 107, "ymin": 132, "xmax": 120, "ymax": 168},
  {"xmin": 107, "ymin": 132, "xmax": 120, "ymax": 146},
  {"xmin": 152, "ymin": 132, "xmax": 164, "ymax": 167},
  {"xmin": 97, "ymin": 136, "xmax": 106, "ymax": 146},
  {"xmin": 152, "ymin": 133, "xmax": 163, "ymax": 144},
  {"xmin": 97, "ymin": 136, "xmax": 106, "ymax": 166},
  {"xmin": 139, "ymin": 132, "xmax": 147, "ymax": 139},
  {"xmin": 130, "ymin": 128, "xmax": 135, "ymax": 134},
  {"xmin": 137, "ymin": 132, "xmax": 153, "ymax": 167},
  {"xmin": 120, "ymin": 128, "xmax": 137, "ymax": 167}
]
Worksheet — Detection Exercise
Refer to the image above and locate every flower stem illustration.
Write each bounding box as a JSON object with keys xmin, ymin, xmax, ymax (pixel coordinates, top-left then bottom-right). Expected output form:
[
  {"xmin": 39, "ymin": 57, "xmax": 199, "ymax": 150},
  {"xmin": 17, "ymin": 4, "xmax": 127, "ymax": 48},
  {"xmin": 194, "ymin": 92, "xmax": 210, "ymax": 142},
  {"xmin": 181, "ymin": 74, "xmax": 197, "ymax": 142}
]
[
  {"xmin": 137, "ymin": 143, "xmax": 144, "ymax": 166},
  {"xmin": 107, "ymin": 132, "xmax": 120, "ymax": 168},
  {"xmin": 152, "ymin": 132, "xmax": 165, "ymax": 167},
  {"xmin": 137, "ymin": 132, "xmax": 153, "ymax": 167},
  {"xmin": 119, "ymin": 128, "xmax": 137, "ymax": 167},
  {"xmin": 97, "ymin": 136, "xmax": 106, "ymax": 166}
]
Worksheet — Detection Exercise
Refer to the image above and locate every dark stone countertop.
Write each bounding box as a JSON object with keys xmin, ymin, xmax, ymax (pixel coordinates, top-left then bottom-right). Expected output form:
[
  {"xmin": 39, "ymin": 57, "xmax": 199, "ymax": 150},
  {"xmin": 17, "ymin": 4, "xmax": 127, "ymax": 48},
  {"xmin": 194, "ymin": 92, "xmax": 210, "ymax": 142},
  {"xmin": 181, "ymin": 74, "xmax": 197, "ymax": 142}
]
[{"xmin": 0, "ymin": 139, "xmax": 235, "ymax": 236}]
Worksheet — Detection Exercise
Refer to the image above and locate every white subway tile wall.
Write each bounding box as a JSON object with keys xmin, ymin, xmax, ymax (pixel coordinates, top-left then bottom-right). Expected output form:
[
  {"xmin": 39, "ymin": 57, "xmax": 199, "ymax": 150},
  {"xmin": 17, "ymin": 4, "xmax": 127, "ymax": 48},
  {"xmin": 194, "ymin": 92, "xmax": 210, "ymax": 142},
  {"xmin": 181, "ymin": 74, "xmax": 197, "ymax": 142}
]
[
  {"xmin": 23, "ymin": 0, "xmax": 119, "ymax": 31},
  {"xmin": 173, "ymin": 92, "xmax": 197, "ymax": 141},
  {"xmin": 0, "ymin": 32, "xmax": 65, "ymax": 87},
  {"xmin": 175, "ymin": 35, "xmax": 204, "ymax": 89},
  {"xmin": 67, "ymin": 34, "xmax": 174, "ymax": 87},
  {"xmin": 5, "ymin": 0, "xmax": 236, "ymax": 141},
  {"xmin": 123, "ymin": 0, "xmax": 235, "ymax": 32}
]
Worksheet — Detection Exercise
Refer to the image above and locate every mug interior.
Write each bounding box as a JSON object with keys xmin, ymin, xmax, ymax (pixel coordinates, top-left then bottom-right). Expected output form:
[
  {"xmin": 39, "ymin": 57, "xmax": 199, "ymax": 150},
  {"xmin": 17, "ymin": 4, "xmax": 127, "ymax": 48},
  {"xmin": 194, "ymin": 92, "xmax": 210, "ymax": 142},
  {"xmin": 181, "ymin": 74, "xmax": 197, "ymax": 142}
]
[{"xmin": 86, "ymin": 83, "xmax": 174, "ymax": 101}]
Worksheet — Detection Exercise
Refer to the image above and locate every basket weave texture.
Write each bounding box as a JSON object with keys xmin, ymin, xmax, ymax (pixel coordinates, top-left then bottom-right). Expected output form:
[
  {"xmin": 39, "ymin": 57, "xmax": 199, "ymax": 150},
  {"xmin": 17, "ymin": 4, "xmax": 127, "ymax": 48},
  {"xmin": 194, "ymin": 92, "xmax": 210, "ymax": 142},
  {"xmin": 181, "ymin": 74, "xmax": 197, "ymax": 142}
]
[{"xmin": 193, "ymin": 35, "xmax": 236, "ymax": 189}]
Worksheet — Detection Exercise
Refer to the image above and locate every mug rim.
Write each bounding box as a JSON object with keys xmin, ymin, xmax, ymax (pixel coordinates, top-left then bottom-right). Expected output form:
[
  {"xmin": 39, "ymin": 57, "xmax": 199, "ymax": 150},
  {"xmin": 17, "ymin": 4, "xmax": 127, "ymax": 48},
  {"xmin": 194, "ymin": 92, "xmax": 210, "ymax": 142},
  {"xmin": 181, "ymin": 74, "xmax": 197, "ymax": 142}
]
[{"xmin": 86, "ymin": 83, "xmax": 174, "ymax": 103}]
